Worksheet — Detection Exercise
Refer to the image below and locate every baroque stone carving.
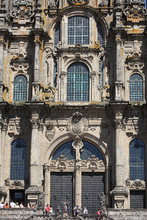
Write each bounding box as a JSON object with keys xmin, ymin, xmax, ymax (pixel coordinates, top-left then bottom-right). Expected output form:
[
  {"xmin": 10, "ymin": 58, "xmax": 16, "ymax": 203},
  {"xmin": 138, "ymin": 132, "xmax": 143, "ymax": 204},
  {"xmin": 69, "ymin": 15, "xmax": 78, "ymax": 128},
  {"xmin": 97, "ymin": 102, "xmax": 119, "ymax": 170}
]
[
  {"xmin": 126, "ymin": 179, "xmax": 145, "ymax": 189},
  {"xmin": 67, "ymin": 112, "xmax": 88, "ymax": 137},
  {"xmin": 5, "ymin": 179, "xmax": 24, "ymax": 189},
  {"xmin": 123, "ymin": 0, "xmax": 147, "ymax": 21},
  {"xmin": 11, "ymin": 0, "xmax": 34, "ymax": 21},
  {"xmin": 45, "ymin": 122, "xmax": 55, "ymax": 141},
  {"xmin": 8, "ymin": 118, "xmax": 21, "ymax": 136},
  {"xmin": 50, "ymin": 156, "xmax": 75, "ymax": 170},
  {"xmin": 42, "ymin": 85, "xmax": 55, "ymax": 102},
  {"xmin": 68, "ymin": 0, "xmax": 89, "ymax": 5},
  {"xmin": 48, "ymin": 0, "xmax": 59, "ymax": 8},
  {"xmin": 125, "ymin": 51, "xmax": 144, "ymax": 73}
]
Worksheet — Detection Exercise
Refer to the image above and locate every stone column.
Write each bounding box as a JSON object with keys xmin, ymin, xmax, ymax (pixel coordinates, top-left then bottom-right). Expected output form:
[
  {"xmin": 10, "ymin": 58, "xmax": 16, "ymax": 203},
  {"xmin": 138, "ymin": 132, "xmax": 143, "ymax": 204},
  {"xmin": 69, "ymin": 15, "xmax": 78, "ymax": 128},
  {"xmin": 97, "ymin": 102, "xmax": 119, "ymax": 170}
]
[
  {"xmin": 115, "ymin": 34, "xmax": 124, "ymax": 101},
  {"xmin": 30, "ymin": 113, "xmax": 40, "ymax": 187},
  {"xmin": 90, "ymin": 71, "xmax": 97, "ymax": 102},
  {"xmin": 34, "ymin": 36, "xmax": 40, "ymax": 82},
  {"xmin": 72, "ymin": 137, "xmax": 83, "ymax": 207},
  {"xmin": 0, "ymin": 111, "xmax": 2, "ymax": 186},
  {"xmin": 112, "ymin": 110, "xmax": 128, "ymax": 208},
  {"xmin": 44, "ymin": 165, "xmax": 50, "ymax": 205},
  {"xmin": 59, "ymin": 71, "xmax": 67, "ymax": 102},
  {"xmin": 0, "ymin": 37, "xmax": 4, "ymax": 101},
  {"xmin": 75, "ymin": 162, "xmax": 81, "ymax": 207},
  {"xmin": 32, "ymin": 36, "xmax": 41, "ymax": 100}
]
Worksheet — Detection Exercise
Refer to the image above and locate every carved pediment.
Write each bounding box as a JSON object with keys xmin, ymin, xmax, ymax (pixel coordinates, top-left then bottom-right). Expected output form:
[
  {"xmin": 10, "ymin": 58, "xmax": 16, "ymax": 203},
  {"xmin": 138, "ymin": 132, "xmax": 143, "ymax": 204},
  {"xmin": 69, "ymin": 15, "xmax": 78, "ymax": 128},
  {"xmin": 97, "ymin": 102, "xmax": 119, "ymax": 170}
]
[{"xmin": 126, "ymin": 179, "xmax": 145, "ymax": 189}]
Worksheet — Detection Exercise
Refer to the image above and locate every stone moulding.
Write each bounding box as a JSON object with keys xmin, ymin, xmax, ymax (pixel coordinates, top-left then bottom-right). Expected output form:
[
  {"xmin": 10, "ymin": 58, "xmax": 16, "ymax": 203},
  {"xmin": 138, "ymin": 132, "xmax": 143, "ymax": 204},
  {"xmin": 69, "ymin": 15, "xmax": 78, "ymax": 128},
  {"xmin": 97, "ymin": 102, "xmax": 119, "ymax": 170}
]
[
  {"xmin": 5, "ymin": 179, "xmax": 24, "ymax": 189},
  {"xmin": 67, "ymin": 0, "xmax": 89, "ymax": 5},
  {"xmin": 126, "ymin": 179, "xmax": 146, "ymax": 189}
]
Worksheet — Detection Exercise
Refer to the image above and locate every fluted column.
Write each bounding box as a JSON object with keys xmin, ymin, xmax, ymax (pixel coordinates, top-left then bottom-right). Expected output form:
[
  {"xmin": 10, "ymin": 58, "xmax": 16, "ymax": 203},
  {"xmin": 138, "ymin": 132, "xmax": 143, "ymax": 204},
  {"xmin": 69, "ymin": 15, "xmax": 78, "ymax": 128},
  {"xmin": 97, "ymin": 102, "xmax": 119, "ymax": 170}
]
[
  {"xmin": 30, "ymin": 113, "xmax": 40, "ymax": 187},
  {"xmin": 72, "ymin": 137, "xmax": 83, "ymax": 207},
  {"xmin": 0, "ymin": 38, "xmax": 4, "ymax": 101},
  {"xmin": 115, "ymin": 34, "xmax": 123, "ymax": 101},
  {"xmin": 44, "ymin": 165, "xmax": 50, "ymax": 205},
  {"xmin": 112, "ymin": 110, "xmax": 128, "ymax": 209}
]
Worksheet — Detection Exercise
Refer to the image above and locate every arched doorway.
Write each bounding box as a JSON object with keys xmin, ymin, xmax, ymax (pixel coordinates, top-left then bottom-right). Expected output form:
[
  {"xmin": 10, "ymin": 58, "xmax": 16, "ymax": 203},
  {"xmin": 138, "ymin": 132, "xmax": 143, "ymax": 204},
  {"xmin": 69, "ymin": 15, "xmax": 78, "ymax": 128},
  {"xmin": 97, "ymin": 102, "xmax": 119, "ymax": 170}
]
[{"xmin": 47, "ymin": 140, "xmax": 106, "ymax": 215}]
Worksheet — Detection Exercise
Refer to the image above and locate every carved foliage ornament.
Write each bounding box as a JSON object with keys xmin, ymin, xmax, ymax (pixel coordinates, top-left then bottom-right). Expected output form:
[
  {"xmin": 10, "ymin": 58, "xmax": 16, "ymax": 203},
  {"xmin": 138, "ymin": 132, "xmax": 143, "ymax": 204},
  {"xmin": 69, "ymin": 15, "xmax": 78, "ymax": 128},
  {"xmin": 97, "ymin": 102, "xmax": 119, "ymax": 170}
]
[{"xmin": 68, "ymin": 0, "xmax": 89, "ymax": 5}]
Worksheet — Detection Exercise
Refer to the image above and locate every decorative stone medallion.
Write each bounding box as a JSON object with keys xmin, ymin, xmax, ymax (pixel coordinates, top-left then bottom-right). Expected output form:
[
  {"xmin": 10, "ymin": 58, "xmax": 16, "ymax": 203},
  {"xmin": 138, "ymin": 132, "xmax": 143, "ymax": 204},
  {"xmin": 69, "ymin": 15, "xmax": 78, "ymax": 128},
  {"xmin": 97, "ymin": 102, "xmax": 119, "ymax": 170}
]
[{"xmin": 67, "ymin": 112, "xmax": 88, "ymax": 137}]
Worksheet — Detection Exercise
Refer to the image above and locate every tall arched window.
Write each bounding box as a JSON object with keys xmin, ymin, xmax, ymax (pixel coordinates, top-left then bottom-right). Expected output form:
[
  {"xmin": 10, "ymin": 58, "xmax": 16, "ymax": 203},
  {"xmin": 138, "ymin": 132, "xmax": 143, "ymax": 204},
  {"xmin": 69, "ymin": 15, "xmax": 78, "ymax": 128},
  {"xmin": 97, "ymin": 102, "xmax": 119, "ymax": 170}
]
[
  {"xmin": 67, "ymin": 63, "xmax": 89, "ymax": 101},
  {"xmin": 13, "ymin": 75, "xmax": 27, "ymax": 102},
  {"xmin": 97, "ymin": 23, "xmax": 104, "ymax": 47},
  {"xmin": 54, "ymin": 23, "xmax": 60, "ymax": 47},
  {"xmin": 68, "ymin": 16, "xmax": 89, "ymax": 45},
  {"xmin": 130, "ymin": 74, "xmax": 143, "ymax": 101},
  {"xmin": 10, "ymin": 139, "xmax": 27, "ymax": 180},
  {"xmin": 129, "ymin": 138, "xmax": 145, "ymax": 180}
]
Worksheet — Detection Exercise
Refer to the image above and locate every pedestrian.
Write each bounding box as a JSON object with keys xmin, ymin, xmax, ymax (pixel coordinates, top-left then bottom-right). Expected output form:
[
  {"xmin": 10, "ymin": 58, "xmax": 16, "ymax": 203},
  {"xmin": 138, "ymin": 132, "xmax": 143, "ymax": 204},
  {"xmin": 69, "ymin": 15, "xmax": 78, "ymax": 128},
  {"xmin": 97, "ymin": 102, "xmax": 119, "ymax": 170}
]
[
  {"xmin": 83, "ymin": 207, "xmax": 88, "ymax": 215},
  {"xmin": 96, "ymin": 209, "xmax": 102, "ymax": 220},
  {"xmin": 45, "ymin": 204, "xmax": 50, "ymax": 214},
  {"xmin": 4, "ymin": 202, "xmax": 9, "ymax": 208},
  {"xmin": 0, "ymin": 202, "xmax": 4, "ymax": 208},
  {"xmin": 63, "ymin": 203, "xmax": 68, "ymax": 217},
  {"xmin": 10, "ymin": 201, "xmax": 16, "ymax": 208}
]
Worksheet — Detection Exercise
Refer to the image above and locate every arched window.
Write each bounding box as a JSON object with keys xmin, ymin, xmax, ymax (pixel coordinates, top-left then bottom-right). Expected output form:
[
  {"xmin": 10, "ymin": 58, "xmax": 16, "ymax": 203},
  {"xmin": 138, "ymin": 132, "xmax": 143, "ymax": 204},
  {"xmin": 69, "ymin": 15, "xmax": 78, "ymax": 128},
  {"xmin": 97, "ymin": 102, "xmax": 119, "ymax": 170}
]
[
  {"xmin": 68, "ymin": 16, "xmax": 89, "ymax": 45},
  {"xmin": 67, "ymin": 63, "xmax": 89, "ymax": 101},
  {"xmin": 97, "ymin": 23, "xmax": 104, "ymax": 47},
  {"xmin": 13, "ymin": 75, "xmax": 27, "ymax": 102},
  {"xmin": 130, "ymin": 74, "xmax": 143, "ymax": 101},
  {"xmin": 54, "ymin": 23, "xmax": 60, "ymax": 47},
  {"xmin": 52, "ymin": 141, "xmax": 75, "ymax": 160},
  {"xmin": 81, "ymin": 141, "xmax": 104, "ymax": 160},
  {"xmin": 10, "ymin": 139, "xmax": 27, "ymax": 180},
  {"xmin": 129, "ymin": 138, "xmax": 145, "ymax": 180}
]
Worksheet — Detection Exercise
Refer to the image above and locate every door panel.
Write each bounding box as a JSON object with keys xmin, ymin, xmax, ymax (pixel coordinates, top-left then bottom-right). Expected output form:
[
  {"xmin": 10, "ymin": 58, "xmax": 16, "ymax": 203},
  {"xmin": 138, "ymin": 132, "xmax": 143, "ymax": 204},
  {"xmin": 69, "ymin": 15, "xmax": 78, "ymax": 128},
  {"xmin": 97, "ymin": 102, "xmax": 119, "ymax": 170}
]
[
  {"xmin": 82, "ymin": 172, "xmax": 105, "ymax": 214},
  {"xmin": 51, "ymin": 172, "xmax": 73, "ymax": 215}
]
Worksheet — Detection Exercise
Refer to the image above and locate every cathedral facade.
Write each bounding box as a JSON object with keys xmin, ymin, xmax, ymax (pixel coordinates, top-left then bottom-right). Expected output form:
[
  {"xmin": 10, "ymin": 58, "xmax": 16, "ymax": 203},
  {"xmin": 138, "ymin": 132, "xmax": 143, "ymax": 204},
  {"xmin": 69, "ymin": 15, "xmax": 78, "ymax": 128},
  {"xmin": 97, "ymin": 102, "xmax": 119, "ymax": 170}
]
[{"xmin": 0, "ymin": 0, "xmax": 147, "ymax": 215}]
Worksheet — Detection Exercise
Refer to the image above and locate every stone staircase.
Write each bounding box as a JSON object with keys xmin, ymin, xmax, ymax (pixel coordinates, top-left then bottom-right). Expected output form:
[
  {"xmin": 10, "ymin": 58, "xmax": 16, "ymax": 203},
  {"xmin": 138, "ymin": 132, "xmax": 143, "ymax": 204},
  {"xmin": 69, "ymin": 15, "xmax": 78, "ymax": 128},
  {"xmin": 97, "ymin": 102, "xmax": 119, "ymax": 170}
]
[{"xmin": 0, "ymin": 208, "xmax": 147, "ymax": 220}]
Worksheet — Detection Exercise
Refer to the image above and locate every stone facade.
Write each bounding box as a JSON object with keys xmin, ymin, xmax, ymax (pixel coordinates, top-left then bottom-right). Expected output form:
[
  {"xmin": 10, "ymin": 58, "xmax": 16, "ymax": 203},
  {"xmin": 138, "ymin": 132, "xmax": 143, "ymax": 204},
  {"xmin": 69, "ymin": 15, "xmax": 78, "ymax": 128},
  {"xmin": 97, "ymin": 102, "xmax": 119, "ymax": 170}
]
[{"xmin": 0, "ymin": 0, "xmax": 146, "ymax": 216}]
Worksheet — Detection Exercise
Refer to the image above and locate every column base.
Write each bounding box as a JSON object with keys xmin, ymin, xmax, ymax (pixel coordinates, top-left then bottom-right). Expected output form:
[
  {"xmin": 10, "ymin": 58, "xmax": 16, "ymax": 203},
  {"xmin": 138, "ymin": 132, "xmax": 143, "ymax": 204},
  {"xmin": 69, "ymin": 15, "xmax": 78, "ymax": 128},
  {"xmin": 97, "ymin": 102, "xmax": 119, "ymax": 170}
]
[
  {"xmin": 111, "ymin": 186, "xmax": 128, "ymax": 209},
  {"xmin": 0, "ymin": 186, "xmax": 7, "ymax": 202},
  {"xmin": 25, "ymin": 186, "xmax": 43, "ymax": 209}
]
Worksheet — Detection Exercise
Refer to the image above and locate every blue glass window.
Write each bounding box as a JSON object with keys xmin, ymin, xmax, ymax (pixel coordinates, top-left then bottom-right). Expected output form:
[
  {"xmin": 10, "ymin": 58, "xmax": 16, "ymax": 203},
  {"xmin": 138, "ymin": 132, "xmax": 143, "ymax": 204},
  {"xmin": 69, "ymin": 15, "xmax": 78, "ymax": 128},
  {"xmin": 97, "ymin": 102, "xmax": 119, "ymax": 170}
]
[
  {"xmin": 130, "ymin": 74, "xmax": 143, "ymax": 101},
  {"xmin": 145, "ymin": 0, "xmax": 147, "ymax": 8},
  {"xmin": 81, "ymin": 141, "xmax": 104, "ymax": 160},
  {"xmin": 54, "ymin": 24, "xmax": 60, "ymax": 47},
  {"xmin": 129, "ymin": 139, "xmax": 145, "ymax": 180},
  {"xmin": 68, "ymin": 16, "xmax": 89, "ymax": 45},
  {"xmin": 10, "ymin": 139, "xmax": 27, "ymax": 180},
  {"xmin": 67, "ymin": 63, "xmax": 89, "ymax": 101},
  {"xmin": 52, "ymin": 141, "xmax": 75, "ymax": 160},
  {"xmin": 97, "ymin": 23, "xmax": 104, "ymax": 47},
  {"xmin": 13, "ymin": 75, "xmax": 27, "ymax": 102}
]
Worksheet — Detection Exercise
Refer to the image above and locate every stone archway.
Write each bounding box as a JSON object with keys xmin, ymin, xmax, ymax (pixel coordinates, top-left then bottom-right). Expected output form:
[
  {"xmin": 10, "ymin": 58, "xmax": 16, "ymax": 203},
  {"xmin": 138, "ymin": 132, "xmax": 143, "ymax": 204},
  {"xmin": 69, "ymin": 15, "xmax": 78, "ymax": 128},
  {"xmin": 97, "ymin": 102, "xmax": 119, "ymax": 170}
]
[{"xmin": 44, "ymin": 139, "xmax": 106, "ymax": 215}]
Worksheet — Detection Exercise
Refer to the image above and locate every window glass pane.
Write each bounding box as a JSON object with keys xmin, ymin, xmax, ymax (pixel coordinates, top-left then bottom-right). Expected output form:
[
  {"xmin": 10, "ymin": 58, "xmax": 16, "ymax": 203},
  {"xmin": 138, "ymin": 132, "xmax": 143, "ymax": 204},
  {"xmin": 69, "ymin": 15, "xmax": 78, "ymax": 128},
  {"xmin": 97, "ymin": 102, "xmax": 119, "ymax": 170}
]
[
  {"xmin": 68, "ymin": 16, "xmax": 89, "ymax": 45},
  {"xmin": 13, "ymin": 75, "xmax": 27, "ymax": 102},
  {"xmin": 10, "ymin": 139, "xmax": 27, "ymax": 180},
  {"xmin": 129, "ymin": 138, "xmax": 145, "ymax": 180},
  {"xmin": 52, "ymin": 141, "xmax": 75, "ymax": 160},
  {"xmin": 97, "ymin": 23, "xmax": 104, "ymax": 47},
  {"xmin": 130, "ymin": 74, "xmax": 143, "ymax": 101},
  {"xmin": 54, "ymin": 24, "xmax": 60, "ymax": 47},
  {"xmin": 67, "ymin": 63, "xmax": 89, "ymax": 101}
]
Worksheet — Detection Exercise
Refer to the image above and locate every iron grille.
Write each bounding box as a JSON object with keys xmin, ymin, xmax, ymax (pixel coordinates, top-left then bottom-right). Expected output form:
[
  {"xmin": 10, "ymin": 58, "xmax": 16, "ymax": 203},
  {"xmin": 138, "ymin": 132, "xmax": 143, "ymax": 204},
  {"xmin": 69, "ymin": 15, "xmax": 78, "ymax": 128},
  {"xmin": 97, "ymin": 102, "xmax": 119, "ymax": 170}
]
[
  {"xmin": 130, "ymin": 190, "xmax": 146, "ymax": 208},
  {"xmin": 82, "ymin": 173, "xmax": 105, "ymax": 214},
  {"xmin": 50, "ymin": 172, "xmax": 73, "ymax": 215}
]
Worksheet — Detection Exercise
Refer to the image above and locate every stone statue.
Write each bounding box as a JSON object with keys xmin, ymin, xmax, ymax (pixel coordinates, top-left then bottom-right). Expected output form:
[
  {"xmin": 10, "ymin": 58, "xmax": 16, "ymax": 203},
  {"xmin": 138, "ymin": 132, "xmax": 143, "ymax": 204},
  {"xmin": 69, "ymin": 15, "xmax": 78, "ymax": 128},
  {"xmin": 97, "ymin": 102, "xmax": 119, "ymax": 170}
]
[{"xmin": 48, "ymin": 0, "xmax": 59, "ymax": 8}]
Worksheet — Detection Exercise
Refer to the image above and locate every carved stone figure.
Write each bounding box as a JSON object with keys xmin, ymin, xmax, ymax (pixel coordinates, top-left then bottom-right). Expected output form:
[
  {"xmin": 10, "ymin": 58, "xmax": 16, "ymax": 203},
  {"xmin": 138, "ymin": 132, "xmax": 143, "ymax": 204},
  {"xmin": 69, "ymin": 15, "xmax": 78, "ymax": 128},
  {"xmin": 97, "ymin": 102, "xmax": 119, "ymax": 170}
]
[{"xmin": 48, "ymin": 0, "xmax": 59, "ymax": 8}]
